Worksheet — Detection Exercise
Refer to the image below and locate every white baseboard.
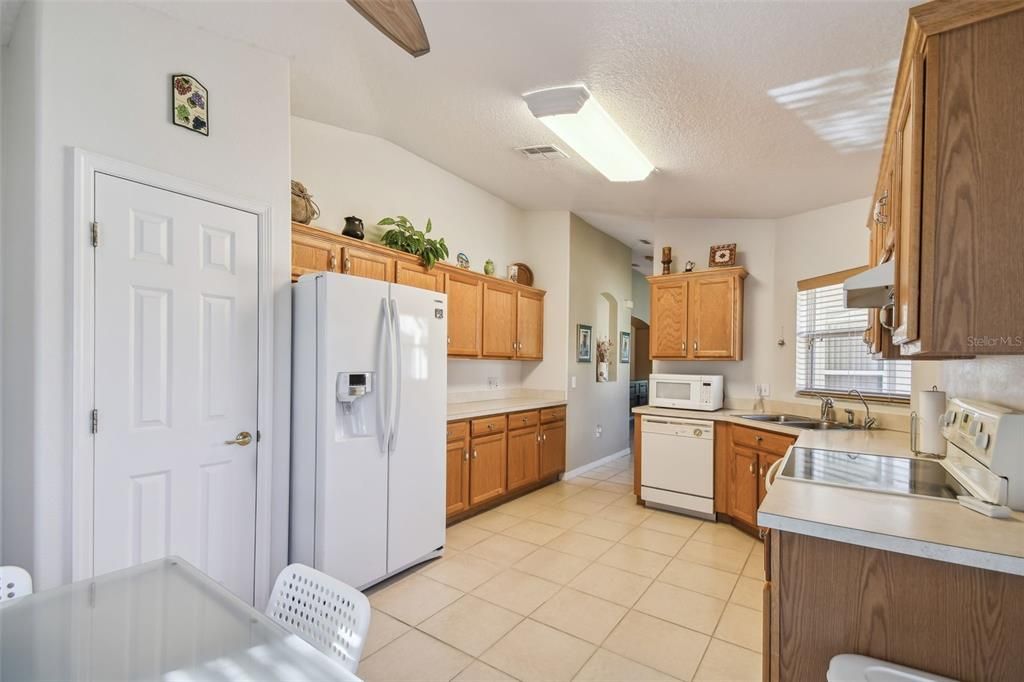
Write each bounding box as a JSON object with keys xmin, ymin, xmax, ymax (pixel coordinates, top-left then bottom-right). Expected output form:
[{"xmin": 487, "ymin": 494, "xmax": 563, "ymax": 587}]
[{"xmin": 563, "ymin": 448, "xmax": 632, "ymax": 480}]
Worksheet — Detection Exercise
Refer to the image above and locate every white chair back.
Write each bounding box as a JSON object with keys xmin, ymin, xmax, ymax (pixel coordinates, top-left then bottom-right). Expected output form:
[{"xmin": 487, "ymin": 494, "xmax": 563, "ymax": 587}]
[
  {"xmin": 266, "ymin": 564, "xmax": 371, "ymax": 673},
  {"xmin": 0, "ymin": 566, "xmax": 32, "ymax": 604}
]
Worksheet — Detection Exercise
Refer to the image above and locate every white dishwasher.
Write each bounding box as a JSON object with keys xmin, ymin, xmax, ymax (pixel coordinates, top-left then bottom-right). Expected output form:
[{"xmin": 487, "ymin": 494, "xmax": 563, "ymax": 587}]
[{"xmin": 640, "ymin": 415, "xmax": 715, "ymax": 519}]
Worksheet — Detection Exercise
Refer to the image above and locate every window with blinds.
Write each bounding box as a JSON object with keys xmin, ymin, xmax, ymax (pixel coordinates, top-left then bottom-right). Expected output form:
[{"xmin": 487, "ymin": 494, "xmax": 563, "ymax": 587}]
[{"xmin": 796, "ymin": 282, "xmax": 911, "ymax": 401}]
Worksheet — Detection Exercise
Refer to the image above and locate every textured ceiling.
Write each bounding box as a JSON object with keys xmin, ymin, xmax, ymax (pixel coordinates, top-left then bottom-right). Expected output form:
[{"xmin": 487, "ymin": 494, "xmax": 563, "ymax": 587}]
[{"xmin": 146, "ymin": 0, "xmax": 912, "ymax": 252}]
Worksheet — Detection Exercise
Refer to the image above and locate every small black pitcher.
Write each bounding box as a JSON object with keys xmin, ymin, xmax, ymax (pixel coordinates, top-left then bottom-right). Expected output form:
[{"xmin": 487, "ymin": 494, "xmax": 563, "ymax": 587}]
[{"xmin": 342, "ymin": 216, "xmax": 365, "ymax": 240}]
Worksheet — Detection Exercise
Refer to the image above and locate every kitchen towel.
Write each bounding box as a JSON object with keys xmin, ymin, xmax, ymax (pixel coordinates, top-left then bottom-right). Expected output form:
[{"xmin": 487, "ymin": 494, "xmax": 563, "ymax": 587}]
[{"xmin": 916, "ymin": 388, "xmax": 947, "ymax": 456}]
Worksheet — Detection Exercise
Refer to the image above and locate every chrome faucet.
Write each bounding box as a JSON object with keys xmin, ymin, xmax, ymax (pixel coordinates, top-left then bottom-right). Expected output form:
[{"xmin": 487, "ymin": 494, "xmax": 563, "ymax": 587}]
[
  {"xmin": 812, "ymin": 392, "xmax": 836, "ymax": 422},
  {"xmin": 847, "ymin": 389, "xmax": 877, "ymax": 429}
]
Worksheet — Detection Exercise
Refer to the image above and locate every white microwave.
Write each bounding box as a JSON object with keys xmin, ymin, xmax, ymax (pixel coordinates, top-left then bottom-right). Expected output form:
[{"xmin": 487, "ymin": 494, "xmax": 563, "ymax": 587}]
[{"xmin": 648, "ymin": 374, "xmax": 724, "ymax": 411}]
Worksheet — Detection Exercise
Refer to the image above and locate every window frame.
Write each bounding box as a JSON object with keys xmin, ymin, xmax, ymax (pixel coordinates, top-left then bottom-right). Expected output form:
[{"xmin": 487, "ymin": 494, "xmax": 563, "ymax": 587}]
[{"xmin": 795, "ymin": 273, "xmax": 910, "ymax": 405}]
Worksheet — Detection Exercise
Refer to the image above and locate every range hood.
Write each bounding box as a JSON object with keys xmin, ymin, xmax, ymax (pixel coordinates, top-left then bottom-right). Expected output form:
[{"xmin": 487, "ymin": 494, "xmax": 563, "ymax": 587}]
[{"xmin": 843, "ymin": 260, "xmax": 894, "ymax": 308}]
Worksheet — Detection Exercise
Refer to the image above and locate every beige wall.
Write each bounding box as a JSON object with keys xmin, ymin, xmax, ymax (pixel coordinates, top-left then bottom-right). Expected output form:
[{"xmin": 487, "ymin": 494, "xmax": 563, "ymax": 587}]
[
  {"xmin": 941, "ymin": 358, "xmax": 1024, "ymax": 411},
  {"xmin": 292, "ymin": 117, "xmax": 571, "ymax": 395},
  {"xmin": 566, "ymin": 215, "xmax": 632, "ymax": 471},
  {"xmin": 630, "ymin": 270, "xmax": 651, "ymax": 323}
]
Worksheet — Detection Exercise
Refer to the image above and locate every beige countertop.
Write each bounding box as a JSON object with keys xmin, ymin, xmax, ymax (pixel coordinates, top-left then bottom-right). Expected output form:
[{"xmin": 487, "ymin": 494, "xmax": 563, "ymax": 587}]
[
  {"xmin": 632, "ymin": 405, "xmax": 1024, "ymax": 576},
  {"xmin": 448, "ymin": 397, "xmax": 566, "ymax": 421}
]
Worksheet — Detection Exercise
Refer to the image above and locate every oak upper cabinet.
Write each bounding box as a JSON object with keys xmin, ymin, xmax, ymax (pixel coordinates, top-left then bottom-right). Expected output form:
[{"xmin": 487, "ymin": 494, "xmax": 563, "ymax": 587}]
[
  {"xmin": 292, "ymin": 229, "xmax": 340, "ymax": 281},
  {"xmin": 515, "ymin": 290, "xmax": 544, "ymax": 360},
  {"xmin": 649, "ymin": 267, "xmax": 747, "ymax": 360},
  {"xmin": 445, "ymin": 422, "xmax": 470, "ymax": 516},
  {"xmin": 650, "ymin": 279, "xmax": 688, "ymax": 358},
  {"xmin": 445, "ymin": 270, "xmax": 483, "ymax": 357},
  {"xmin": 864, "ymin": 5, "xmax": 1024, "ymax": 357},
  {"xmin": 506, "ymin": 411, "xmax": 540, "ymax": 491},
  {"xmin": 481, "ymin": 281, "xmax": 517, "ymax": 358},
  {"xmin": 689, "ymin": 274, "xmax": 742, "ymax": 358},
  {"xmin": 341, "ymin": 243, "xmax": 395, "ymax": 282},
  {"xmin": 395, "ymin": 260, "xmax": 445, "ymax": 292}
]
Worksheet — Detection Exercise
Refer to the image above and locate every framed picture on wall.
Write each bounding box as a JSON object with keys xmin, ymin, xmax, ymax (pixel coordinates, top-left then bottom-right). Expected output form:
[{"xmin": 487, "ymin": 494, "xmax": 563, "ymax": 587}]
[
  {"xmin": 620, "ymin": 331, "xmax": 631, "ymax": 363},
  {"xmin": 576, "ymin": 324, "xmax": 592, "ymax": 363}
]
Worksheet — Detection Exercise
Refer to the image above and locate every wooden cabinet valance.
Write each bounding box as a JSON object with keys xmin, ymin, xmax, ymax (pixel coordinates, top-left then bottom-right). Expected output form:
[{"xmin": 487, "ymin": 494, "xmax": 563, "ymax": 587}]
[{"xmin": 292, "ymin": 222, "xmax": 545, "ymax": 360}]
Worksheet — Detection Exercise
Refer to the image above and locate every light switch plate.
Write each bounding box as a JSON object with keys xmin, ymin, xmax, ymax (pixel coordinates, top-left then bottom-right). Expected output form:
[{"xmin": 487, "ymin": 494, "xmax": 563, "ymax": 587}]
[
  {"xmin": 571, "ymin": 376, "xmax": 577, "ymax": 389},
  {"xmin": 755, "ymin": 383, "xmax": 771, "ymax": 397}
]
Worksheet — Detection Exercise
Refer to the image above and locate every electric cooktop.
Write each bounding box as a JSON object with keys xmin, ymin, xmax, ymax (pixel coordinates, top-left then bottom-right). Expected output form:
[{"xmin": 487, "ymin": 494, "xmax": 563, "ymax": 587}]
[{"xmin": 779, "ymin": 447, "xmax": 970, "ymax": 501}]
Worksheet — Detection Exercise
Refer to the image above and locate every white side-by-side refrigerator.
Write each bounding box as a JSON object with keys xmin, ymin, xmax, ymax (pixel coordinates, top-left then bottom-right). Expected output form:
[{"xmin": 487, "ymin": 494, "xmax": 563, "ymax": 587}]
[{"xmin": 291, "ymin": 272, "xmax": 447, "ymax": 589}]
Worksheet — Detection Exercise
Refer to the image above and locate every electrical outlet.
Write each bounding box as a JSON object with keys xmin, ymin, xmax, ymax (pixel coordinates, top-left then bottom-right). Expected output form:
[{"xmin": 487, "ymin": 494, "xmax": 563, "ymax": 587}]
[
  {"xmin": 595, "ymin": 424, "xmax": 603, "ymax": 438},
  {"xmin": 487, "ymin": 376, "xmax": 499, "ymax": 389},
  {"xmin": 755, "ymin": 383, "xmax": 771, "ymax": 397}
]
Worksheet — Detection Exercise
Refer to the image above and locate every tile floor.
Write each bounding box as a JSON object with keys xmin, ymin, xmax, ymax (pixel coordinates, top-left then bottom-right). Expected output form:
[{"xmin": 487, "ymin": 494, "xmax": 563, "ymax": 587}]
[{"xmin": 360, "ymin": 455, "xmax": 764, "ymax": 682}]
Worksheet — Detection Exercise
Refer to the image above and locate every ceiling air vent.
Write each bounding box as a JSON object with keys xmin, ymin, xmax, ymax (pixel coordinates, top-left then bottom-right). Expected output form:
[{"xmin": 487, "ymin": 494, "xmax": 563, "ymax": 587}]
[{"xmin": 516, "ymin": 145, "xmax": 569, "ymax": 161}]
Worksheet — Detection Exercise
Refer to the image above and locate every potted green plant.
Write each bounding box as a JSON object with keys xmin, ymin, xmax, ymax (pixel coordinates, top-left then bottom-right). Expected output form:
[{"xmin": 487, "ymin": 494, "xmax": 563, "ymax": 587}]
[{"xmin": 377, "ymin": 216, "xmax": 449, "ymax": 269}]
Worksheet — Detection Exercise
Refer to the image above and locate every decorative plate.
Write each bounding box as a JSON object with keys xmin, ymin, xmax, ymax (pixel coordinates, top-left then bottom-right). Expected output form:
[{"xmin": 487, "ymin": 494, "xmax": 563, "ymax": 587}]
[
  {"xmin": 172, "ymin": 74, "xmax": 208, "ymax": 136},
  {"xmin": 709, "ymin": 243, "xmax": 737, "ymax": 267},
  {"xmin": 456, "ymin": 252, "xmax": 470, "ymax": 269}
]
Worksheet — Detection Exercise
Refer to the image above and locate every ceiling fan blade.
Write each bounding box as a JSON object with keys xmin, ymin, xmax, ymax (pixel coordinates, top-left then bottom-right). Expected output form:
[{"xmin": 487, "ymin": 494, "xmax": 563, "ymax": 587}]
[{"xmin": 347, "ymin": 0, "xmax": 430, "ymax": 58}]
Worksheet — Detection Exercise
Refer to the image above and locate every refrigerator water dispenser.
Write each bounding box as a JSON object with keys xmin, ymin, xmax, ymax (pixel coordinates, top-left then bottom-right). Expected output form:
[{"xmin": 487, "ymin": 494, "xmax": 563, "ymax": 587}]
[{"xmin": 336, "ymin": 372, "xmax": 375, "ymax": 438}]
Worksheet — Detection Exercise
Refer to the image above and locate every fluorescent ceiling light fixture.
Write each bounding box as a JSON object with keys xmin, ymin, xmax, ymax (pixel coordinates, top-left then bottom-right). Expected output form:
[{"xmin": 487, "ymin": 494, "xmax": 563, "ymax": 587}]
[{"xmin": 523, "ymin": 85, "xmax": 654, "ymax": 182}]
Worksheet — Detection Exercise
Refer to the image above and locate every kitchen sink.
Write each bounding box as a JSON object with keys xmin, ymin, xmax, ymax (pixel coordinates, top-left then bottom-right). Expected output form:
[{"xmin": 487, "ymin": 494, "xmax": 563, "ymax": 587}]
[
  {"xmin": 738, "ymin": 414, "xmax": 870, "ymax": 431},
  {"xmin": 737, "ymin": 413, "xmax": 811, "ymax": 423}
]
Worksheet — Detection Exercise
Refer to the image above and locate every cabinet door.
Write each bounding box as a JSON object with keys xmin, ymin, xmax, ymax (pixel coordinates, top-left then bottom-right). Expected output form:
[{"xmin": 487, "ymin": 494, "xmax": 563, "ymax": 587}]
[
  {"xmin": 395, "ymin": 261, "xmax": 445, "ymax": 292},
  {"xmin": 757, "ymin": 452, "xmax": 782, "ymax": 507},
  {"xmin": 292, "ymin": 232, "xmax": 340, "ymax": 281},
  {"xmin": 729, "ymin": 446, "xmax": 759, "ymax": 527},
  {"xmin": 507, "ymin": 426, "xmax": 540, "ymax": 491},
  {"xmin": 446, "ymin": 439, "xmax": 470, "ymax": 516},
  {"xmin": 446, "ymin": 270, "xmax": 483, "ymax": 357},
  {"xmin": 469, "ymin": 432, "xmax": 506, "ymax": 505},
  {"xmin": 538, "ymin": 421, "xmax": 566, "ymax": 479},
  {"xmin": 516, "ymin": 290, "xmax": 544, "ymax": 359},
  {"xmin": 689, "ymin": 275, "xmax": 739, "ymax": 359},
  {"xmin": 650, "ymin": 281, "xmax": 688, "ymax": 359},
  {"xmin": 891, "ymin": 54, "xmax": 924, "ymax": 346},
  {"xmin": 481, "ymin": 282, "xmax": 517, "ymax": 358},
  {"xmin": 341, "ymin": 245, "xmax": 395, "ymax": 282}
]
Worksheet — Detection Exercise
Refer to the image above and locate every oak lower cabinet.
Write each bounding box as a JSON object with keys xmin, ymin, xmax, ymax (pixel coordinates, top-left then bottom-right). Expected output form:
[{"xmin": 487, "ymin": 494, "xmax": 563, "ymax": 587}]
[
  {"xmin": 445, "ymin": 422, "xmax": 470, "ymax": 516},
  {"xmin": 539, "ymin": 407, "xmax": 567, "ymax": 479},
  {"xmin": 727, "ymin": 425, "xmax": 795, "ymax": 531},
  {"xmin": 766, "ymin": 530, "xmax": 1024, "ymax": 681},
  {"xmin": 447, "ymin": 404, "xmax": 566, "ymax": 522},
  {"xmin": 648, "ymin": 267, "xmax": 747, "ymax": 360},
  {"xmin": 507, "ymin": 411, "xmax": 541, "ymax": 491}
]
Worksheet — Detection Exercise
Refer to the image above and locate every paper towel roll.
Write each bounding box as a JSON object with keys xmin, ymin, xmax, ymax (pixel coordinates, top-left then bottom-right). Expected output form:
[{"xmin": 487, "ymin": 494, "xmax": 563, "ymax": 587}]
[{"xmin": 917, "ymin": 388, "xmax": 947, "ymax": 456}]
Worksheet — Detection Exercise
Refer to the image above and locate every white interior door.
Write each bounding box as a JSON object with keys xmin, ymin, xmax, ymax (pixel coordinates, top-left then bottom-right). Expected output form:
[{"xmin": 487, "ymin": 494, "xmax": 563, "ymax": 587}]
[{"xmin": 92, "ymin": 173, "xmax": 259, "ymax": 601}]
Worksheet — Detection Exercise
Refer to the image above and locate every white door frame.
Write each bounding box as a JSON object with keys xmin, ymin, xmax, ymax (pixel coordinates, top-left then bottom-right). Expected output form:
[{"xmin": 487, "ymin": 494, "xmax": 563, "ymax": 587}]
[{"xmin": 71, "ymin": 148, "xmax": 276, "ymax": 604}]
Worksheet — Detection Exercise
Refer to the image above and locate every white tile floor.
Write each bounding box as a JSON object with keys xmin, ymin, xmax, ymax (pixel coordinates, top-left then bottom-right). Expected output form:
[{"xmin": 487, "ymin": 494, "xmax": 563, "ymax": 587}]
[{"xmin": 360, "ymin": 455, "xmax": 764, "ymax": 682}]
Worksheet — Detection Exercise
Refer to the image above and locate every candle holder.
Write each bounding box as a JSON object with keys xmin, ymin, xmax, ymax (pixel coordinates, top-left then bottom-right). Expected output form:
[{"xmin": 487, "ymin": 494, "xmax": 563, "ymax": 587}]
[{"xmin": 661, "ymin": 246, "xmax": 672, "ymax": 275}]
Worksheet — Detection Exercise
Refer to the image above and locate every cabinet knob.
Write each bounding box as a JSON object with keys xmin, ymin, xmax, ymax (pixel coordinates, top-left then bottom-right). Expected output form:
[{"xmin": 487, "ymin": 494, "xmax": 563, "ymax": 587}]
[
  {"xmin": 748, "ymin": 461, "xmax": 755, "ymax": 475},
  {"xmin": 329, "ymin": 253, "xmax": 337, "ymax": 271},
  {"xmin": 543, "ymin": 433, "xmax": 547, "ymax": 442},
  {"xmin": 464, "ymin": 450, "xmax": 469, "ymax": 462},
  {"xmin": 343, "ymin": 257, "xmax": 351, "ymax": 274},
  {"xmin": 754, "ymin": 435, "xmax": 763, "ymax": 442},
  {"xmin": 759, "ymin": 463, "xmax": 766, "ymax": 476},
  {"xmin": 472, "ymin": 450, "xmax": 478, "ymax": 459},
  {"xmin": 487, "ymin": 423, "xmax": 494, "ymax": 430},
  {"xmin": 693, "ymin": 340, "xmax": 698, "ymax": 352}
]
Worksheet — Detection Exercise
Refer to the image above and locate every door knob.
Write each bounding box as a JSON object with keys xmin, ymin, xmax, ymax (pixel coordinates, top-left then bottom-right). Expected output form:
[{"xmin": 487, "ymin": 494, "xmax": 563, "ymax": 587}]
[{"xmin": 225, "ymin": 431, "xmax": 253, "ymax": 447}]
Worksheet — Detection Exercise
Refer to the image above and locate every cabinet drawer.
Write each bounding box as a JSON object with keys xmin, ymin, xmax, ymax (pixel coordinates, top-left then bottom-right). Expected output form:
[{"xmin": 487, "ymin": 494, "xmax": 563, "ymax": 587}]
[
  {"xmin": 508, "ymin": 410, "xmax": 539, "ymax": 430},
  {"xmin": 540, "ymin": 406, "xmax": 566, "ymax": 423},
  {"xmin": 471, "ymin": 415, "xmax": 507, "ymax": 436},
  {"xmin": 731, "ymin": 425, "xmax": 794, "ymax": 457},
  {"xmin": 446, "ymin": 421, "xmax": 469, "ymax": 442}
]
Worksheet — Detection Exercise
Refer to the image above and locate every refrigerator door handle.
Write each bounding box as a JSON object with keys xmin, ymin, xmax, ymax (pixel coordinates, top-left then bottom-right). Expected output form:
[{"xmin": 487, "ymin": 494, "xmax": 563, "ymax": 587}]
[
  {"xmin": 377, "ymin": 297, "xmax": 392, "ymax": 454},
  {"xmin": 389, "ymin": 297, "xmax": 403, "ymax": 453}
]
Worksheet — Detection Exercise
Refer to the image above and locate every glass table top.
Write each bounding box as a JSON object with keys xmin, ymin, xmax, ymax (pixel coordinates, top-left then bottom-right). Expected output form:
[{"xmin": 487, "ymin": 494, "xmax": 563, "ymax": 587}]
[
  {"xmin": 780, "ymin": 447, "xmax": 970, "ymax": 500},
  {"xmin": 0, "ymin": 557, "xmax": 357, "ymax": 681}
]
